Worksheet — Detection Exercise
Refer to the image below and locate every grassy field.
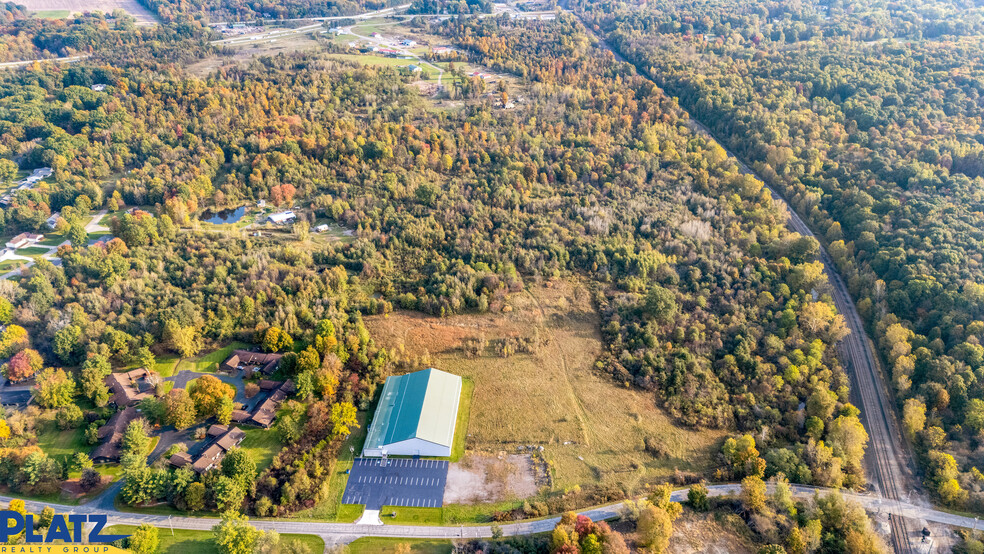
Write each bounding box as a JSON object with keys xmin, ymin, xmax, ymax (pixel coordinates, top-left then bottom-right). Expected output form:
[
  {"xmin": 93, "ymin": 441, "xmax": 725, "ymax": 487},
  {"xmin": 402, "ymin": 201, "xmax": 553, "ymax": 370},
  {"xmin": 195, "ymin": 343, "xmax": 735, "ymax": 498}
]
[
  {"xmin": 38, "ymin": 234, "xmax": 66, "ymax": 247},
  {"xmin": 16, "ymin": 246, "xmax": 49, "ymax": 256},
  {"xmin": 347, "ymin": 537, "xmax": 452, "ymax": 554},
  {"xmin": 239, "ymin": 428, "xmax": 282, "ymax": 473},
  {"xmin": 103, "ymin": 526, "xmax": 324, "ymax": 554},
  {"xmin": 174, "ymin": 341, "xmax": 248, "ymax": 373},
  {"xmin": 31, "ymin": 9, "xmax": 70, "ymax": 17},
  {"xmin": 0, "ymin": 260, "xmax": 25, "ymax": 272},
  {"xmin": 37, "ymin": 426, "xmax": 87, "ymax": 458},
  {"xmin": 326, "ymin": 53, "xmax": 436, "ymax": 79},
  {"xmin": 367, "ymin": 279, "xmax": 727, "ymax": 492},
  {"xmin": 154, "ymin": 354, "xmax": 180, "ymax": 377}
]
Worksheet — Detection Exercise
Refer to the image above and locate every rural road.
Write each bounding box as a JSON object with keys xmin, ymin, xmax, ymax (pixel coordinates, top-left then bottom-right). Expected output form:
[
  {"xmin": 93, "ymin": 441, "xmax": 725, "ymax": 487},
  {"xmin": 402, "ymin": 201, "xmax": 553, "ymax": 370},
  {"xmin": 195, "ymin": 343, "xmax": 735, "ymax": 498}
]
[
  {"xmin": 0, "ymin": 55, "xmax": 88, "ymax": 69},
  {"xmin": 567, "ymin": 12, "xmax": 921, "ymax": 551}
]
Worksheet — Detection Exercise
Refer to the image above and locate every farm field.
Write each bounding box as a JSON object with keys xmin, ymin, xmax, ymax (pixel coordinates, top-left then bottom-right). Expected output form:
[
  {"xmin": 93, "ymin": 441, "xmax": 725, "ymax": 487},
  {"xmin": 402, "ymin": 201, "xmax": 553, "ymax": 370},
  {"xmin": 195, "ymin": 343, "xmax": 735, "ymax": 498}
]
[
  {"xmin": 366, "ymin": 279, "xmax": 726, "ymax": 492},
  {"xmin": 17, "ymin": 0, "xmax": 156, "ymax": 23},
  {"xmin": 21, "ymin": 0, "xmax": 157, "ymax": 25}
]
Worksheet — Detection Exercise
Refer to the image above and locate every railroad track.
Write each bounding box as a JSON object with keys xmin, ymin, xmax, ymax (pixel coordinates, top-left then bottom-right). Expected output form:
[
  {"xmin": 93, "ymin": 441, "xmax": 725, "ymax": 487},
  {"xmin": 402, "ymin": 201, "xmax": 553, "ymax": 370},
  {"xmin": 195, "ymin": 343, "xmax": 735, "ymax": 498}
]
[{"xmin": 566, "ymin": 15, "xmax": 920, "ymax": 550}]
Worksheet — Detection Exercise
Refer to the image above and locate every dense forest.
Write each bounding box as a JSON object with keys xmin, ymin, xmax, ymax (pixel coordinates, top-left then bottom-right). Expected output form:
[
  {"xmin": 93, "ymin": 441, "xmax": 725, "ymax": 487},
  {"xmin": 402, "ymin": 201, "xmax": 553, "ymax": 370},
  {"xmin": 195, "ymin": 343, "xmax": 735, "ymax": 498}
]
[
  {"xmin": 0, "ymin": 5, "xmax": 875, "ymax": 519},
  {"xmin": 577, "ymin": 0, "xmax": 984, "ymax": 512}
]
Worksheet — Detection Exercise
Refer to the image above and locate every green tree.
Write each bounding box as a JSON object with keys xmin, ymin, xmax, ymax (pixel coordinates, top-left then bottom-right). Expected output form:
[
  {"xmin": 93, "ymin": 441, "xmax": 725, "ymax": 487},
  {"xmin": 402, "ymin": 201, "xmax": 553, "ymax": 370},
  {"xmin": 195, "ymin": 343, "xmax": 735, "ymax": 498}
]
[
  {"xmin": 212, "ymin": 510, "xmax": 260, "ymax": 554},
  {"xmin": 636, "ymin": 504, "xmax": 672, "ymax": 552},
  {"xmin": 79, "ymin": 355, "xmax": 112, "ymax": 406},
  {"xmin": 221, "ymin": 448, "xmax": 257, "ymax": 487},
  {"xmin": 121, "ymin": 419, "xmax": 150, "ymax": 457},
  {"xmin": 164, "ymin": 388, "xmax": 197, "ymax": 429},
  {"xmin": 214, "ymin": 476, "xmax": 246, "ymax": 512},
  {"xmin": 128, "ymin": 524, "xmax": 160, "ymax": 554},
  {"xmin": 31, "ymin": 367, "xmax": 75, "ymax": 408},
  {"xmin": 68, "ymin": 222, "xmax": 88, "ymax": 248},
  {"xmin": 687, "ymin": 482, "xmax": 709, "ymax": 511},
  {"xmin": 185, "ymin": 482, "xmax": 206, "ymax": 511},
  {"xmin": 644, "ymin": 285, "xmax": 677, "ymax": 324},
  {"xmin": 52, "ymin": 325, "xmax": 83, "ymax": 364}
]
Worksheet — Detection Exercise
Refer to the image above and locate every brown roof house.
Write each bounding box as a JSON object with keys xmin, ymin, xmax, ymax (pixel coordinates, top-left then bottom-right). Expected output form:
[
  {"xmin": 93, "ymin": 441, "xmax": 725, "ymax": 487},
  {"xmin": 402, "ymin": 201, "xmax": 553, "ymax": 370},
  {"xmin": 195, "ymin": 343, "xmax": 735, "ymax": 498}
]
[
  {"xmin": 221, "ymin": 350, "xmax": 283, "ymax": 375},
  {"xmin": 171, "ymin": 426, "xmax": 247, "ymax": 474},
  {"xmin": 237, "ymin": 380, "xmax": 294, "ymax": 428},
  {"xmin": 91, "ymin": 406, "xmax": 141, "ymax": 463},
  {"xmin": 105, "ymin": 368, "xmax": 159, "ymax": 407}
]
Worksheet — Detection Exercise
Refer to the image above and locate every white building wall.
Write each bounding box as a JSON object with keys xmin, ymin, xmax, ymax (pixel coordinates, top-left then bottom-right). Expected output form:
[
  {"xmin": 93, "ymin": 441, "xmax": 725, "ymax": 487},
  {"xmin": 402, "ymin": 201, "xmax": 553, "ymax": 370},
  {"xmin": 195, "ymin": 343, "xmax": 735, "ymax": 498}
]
[{"xmin": 363, "ymin": 437, "xmax": 451, "ymax": 458}]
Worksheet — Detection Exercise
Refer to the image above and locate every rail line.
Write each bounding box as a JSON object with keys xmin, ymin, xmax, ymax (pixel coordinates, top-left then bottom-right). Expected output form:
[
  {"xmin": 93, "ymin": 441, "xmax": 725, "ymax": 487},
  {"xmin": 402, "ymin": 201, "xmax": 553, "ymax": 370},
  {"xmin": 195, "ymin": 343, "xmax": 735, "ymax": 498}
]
[{"xmin": 564, "ymin": 13, "xmax": 920, "ymax": 550}]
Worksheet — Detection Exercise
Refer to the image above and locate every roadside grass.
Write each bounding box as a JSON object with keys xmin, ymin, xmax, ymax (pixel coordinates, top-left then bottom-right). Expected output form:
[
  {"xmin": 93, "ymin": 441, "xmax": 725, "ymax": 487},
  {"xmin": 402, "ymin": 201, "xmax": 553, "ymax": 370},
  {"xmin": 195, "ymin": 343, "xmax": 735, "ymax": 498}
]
[
  {"xmin": 174, "ymin": 341, "xmax": 248, "ymax": 373},
  {"xmin": 239, "ymin": 428, "xmax": 281, "ymax": 473},
  {"xmin": 336, "ymin": 503, "xmax": 364, "ymax": 523},
  {"xmin": 103, "ymin": 526, "xmax": 324, "ymax": 554},
  {"xmin": 147, "ymin": 436, "xmax": 161, "ymax": 456},
  {"xmin": 87, "ymin": 231, "xmax": 111, "ymax": 241},
  {"xmin": 367, "ymin": 279, "xmax": 727, "ymax": 491},
  {"xmin": 15, "ymin": 246, "xmax": 49, "ymax": 256},
  {"xmin": 347, "ymin": 537, "xmax": 452, "ymax": 554},
  {"xmin": 442, "ymin": 500, "xmax": 525, "ymax": 524},
  {"xmin": 380, "ymin": 506, "xmax": 442, "ymax": 525}
]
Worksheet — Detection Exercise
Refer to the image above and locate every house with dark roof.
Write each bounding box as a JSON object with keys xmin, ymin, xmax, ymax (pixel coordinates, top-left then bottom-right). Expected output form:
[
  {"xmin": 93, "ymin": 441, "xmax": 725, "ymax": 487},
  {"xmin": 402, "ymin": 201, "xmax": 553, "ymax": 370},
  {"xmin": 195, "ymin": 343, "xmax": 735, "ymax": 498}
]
[
  {"xmin": 221, "ymin": 350, "xmax": 283, "ymax": 375},
  {"xmin": 229, "ymin": 379, "xmax": 294, "ymax": 428},
  {"xmin": 170, "ymin": 426, "xmax": 247, "ymax": 474},
  {"xmin": 105, "ymin": 368, "xmax": 158, "ymax": 407},
  {"xmin": 91, "ymin": 406, "xmax": 141, "ymax": 463}
]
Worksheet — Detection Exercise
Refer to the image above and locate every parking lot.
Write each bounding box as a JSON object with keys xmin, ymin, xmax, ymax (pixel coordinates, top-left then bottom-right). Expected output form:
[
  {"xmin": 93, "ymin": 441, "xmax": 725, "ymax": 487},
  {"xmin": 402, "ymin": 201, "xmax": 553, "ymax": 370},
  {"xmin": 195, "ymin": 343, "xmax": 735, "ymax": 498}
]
[{"xmin": 342, "ymin": 457, "xmax": 449, "ymax": 509}]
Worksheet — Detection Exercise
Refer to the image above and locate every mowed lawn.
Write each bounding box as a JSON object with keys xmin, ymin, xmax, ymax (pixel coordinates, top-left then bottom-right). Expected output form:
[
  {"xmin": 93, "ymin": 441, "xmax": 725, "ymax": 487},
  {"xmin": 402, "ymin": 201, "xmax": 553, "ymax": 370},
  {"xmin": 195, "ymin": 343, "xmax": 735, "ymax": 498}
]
[
  {"xmin": 37, "ymin": 426, "xmax": 88, "ymax": 458},
  {"xmin": 348, "ymin": 537, "xmax": 452, "ymax": 554},
  {"xmin": 103, "ymin": 526, "xmax": 324, "ymax": 554},
  {"xmin": 367, "ymin": 279, "xmax": 727, "ymax": 491},
  {"xmin": 174, "ymin": 341, "xmax": 249, "ymax": 373},
  {"xmin": 239, "ymin": 428, "xmax": 282, "ymax": 473}
]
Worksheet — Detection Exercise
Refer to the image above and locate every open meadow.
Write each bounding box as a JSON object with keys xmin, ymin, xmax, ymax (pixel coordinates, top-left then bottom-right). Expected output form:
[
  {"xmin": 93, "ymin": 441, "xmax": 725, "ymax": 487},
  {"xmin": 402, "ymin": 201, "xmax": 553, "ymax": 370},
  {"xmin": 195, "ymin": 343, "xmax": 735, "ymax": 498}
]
[
  {"xmin": 19, "ymin": 0, "xmax": 156, "ymax": 23},
  {"xmin": 367, "ymin": 279, "xmax": 726, "ymax": 492}
]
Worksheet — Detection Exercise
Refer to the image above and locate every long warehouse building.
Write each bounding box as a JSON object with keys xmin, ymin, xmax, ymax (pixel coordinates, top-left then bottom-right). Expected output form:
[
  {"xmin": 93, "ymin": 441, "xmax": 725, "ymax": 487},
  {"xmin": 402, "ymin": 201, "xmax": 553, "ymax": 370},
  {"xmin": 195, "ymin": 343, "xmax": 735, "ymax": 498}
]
[{"xmin": 362, "ymin": 367, "xmax": 462, "ymax": 457}]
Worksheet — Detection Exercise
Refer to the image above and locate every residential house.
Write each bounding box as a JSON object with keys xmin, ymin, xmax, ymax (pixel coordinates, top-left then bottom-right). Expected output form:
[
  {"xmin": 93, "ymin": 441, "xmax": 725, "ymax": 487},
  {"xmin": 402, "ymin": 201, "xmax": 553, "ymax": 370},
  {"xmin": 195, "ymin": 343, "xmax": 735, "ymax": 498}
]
[
  {"xmin": 105, "ymin": 368, "xmax": 158, "ymax": 408},
  {"xmin": 221, "ymin": 350, "xmax": 283, "ymax": 375},
  {"xmin": 172, "ymin": 426, "xmax": 247, "ymax": 473},
  {"xmin": 45, "ymin": 212, "xmax": 61, "ymax": 230},
  {"xmin": 91, "ymin": 407, "xmax": 141, "ymax": 463},
  {"xmin": 267, "ymin": 211, "xmax": 296, "ymax": 225},
  {"xmin": 5, "ymin": 233, "xmax": 43, "ymax": 250}
]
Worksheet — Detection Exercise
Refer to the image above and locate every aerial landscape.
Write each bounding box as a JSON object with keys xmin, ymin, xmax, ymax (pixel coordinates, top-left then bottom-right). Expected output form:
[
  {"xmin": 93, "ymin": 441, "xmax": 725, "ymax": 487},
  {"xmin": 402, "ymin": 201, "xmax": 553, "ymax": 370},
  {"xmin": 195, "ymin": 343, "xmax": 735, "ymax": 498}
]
[{"xmin": 0, "ymin": 0, "xmax": 979, "ymax": 552}]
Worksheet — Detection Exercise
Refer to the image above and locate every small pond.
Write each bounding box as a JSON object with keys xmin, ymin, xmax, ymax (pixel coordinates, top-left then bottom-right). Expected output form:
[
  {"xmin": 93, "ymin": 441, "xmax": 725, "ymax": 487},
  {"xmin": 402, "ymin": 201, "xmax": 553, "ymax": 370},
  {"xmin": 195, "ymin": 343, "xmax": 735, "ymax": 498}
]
[{"xmin": 202, "ymin": 206, "xmax": 246, "ymax": 224}]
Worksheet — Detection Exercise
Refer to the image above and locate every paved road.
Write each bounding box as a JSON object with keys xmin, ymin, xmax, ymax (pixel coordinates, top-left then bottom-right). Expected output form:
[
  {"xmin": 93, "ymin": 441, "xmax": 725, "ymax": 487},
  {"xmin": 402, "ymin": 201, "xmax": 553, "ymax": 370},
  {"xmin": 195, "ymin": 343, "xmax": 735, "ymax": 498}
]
[
  {"xmin": 0, "ymin": 483, "xmax": 976, "ymax": 545},
  {"xmin": 0, "ymin": 55, "xmax": 88, "ymax": 69}
]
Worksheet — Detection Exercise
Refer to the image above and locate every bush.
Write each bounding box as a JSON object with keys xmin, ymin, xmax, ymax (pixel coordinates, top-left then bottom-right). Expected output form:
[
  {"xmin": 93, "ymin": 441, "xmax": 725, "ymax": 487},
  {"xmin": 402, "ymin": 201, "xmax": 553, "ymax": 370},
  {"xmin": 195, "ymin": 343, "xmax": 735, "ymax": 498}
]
[
  {"xmin": 79, "ymin": 468, "xmax": 102, "ymax": 491},
  {"xmin": 245, "ymin": 383, "xmax": 260, "ymax": 398}
]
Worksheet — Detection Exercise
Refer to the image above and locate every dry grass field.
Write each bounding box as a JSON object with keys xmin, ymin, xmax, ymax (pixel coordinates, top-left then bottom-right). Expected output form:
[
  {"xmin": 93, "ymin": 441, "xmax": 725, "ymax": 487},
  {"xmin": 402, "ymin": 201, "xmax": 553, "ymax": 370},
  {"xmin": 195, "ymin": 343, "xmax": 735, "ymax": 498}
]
[
  {"xmin": 367, "ymin": 279, "xmax": 726, "ymax": 492},
  {"xmin": 20, "ymin": 0, "xmax": 156, "ymax": 23}
]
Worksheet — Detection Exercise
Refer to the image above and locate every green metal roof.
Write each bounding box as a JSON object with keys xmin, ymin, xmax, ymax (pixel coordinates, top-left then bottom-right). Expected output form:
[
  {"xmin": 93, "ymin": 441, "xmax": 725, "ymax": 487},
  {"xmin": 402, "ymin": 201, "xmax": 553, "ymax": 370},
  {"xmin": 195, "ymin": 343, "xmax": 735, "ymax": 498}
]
[{"xmin": 364, "ymin": 368, "xmax": 462, "ymax": 451}]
